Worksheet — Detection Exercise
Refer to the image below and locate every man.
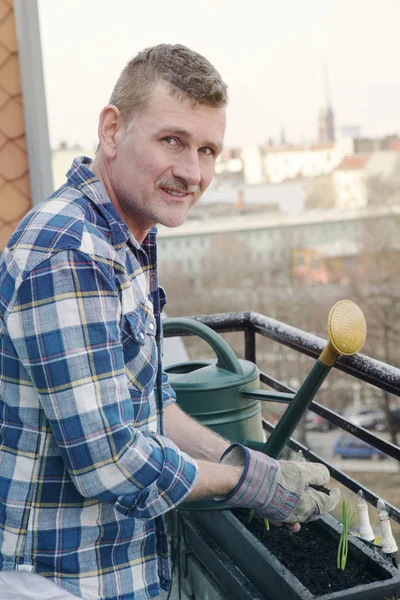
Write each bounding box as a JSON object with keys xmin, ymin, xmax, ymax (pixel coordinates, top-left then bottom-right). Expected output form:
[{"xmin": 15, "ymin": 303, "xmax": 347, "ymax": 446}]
[{"xmin": 0, "ymin": 44, "xmax": 340, "ymax": 599}]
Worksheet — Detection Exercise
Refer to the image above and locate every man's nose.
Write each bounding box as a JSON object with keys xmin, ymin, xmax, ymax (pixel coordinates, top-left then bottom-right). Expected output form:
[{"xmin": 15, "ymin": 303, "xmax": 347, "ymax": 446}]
[{"xmin": 172, "ymin": 150, "xmax": 201, "ymax": 187}]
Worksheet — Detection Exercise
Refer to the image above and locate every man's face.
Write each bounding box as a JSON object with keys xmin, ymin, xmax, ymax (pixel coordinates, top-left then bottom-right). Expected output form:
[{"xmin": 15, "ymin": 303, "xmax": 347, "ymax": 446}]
[{"xmin": 109, "ymin": 83, "xmax": 226, "ymax": 239}]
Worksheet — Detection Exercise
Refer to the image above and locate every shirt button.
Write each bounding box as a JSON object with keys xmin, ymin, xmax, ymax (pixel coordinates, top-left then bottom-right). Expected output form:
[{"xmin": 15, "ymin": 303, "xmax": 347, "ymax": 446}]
[
  {"xmin": 149, "ymin": 323, "xmax": 154, "ymax": 331},
  {"xmin": 140, "ymin": 332, "xmax": 145, "ymax": 339}
]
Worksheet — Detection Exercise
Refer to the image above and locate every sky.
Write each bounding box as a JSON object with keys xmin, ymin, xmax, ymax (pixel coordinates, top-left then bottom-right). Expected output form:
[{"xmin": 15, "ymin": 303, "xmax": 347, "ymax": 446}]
[{"xmin": 37, "ymin": 0, "xmax": 400, "ymax": 151}]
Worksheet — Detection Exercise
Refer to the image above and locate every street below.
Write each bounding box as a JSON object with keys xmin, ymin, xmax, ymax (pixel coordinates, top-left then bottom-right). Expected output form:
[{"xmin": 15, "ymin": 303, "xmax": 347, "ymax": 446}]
[{"xmin": 299, "ymin": 430, "xmax": 399, "ymax": 472}]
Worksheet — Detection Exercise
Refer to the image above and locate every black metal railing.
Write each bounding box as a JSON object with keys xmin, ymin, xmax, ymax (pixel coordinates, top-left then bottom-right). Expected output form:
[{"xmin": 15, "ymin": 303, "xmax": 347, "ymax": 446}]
[{"xmin": 164, "ymin": 311, "xmax": 400, "ymax": 524}]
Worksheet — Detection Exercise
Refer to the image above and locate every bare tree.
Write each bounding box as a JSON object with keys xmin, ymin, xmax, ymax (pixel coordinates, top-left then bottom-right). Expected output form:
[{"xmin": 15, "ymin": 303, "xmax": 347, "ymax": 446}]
[
  {"xmin": 347, "ymin": 216, "xmax": 400, "ymax": 444},
  {"xmin": 304, "ymin": 175, "xmax": 337, "ymax": 210},
  {"xmin": 366, "ymin": 158, "xmax": 400, "ymax": 206}
]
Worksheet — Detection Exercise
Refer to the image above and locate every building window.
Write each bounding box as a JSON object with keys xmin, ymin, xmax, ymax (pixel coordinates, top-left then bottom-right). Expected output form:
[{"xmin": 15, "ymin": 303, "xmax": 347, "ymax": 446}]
[
  {"xmin": 311, "ymin": 256, "xmax": 321, "ymax": 270},
  {"xmin": 295, "ymin": 253, "xmax": 306, "ymax": 267}
]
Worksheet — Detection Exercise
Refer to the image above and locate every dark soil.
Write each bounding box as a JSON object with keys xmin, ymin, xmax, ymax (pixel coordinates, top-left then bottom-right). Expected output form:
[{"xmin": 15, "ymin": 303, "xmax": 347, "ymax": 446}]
[{"xmin": 233, "ymin": 509, "xmax": 390, "ymax": 597}]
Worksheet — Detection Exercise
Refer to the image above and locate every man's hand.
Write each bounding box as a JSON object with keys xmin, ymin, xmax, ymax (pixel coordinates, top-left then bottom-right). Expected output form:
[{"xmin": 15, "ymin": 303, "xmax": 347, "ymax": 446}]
[{"xmin": 216, "ymin": 444, "xmax": 341, "ymax": 524}]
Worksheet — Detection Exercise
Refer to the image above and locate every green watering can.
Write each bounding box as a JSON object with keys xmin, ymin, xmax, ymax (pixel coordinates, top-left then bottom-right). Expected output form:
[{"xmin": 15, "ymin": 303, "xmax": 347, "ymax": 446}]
[{"xmin": 163, "ymin": 300, "xmax": 367, "ymax": 510}]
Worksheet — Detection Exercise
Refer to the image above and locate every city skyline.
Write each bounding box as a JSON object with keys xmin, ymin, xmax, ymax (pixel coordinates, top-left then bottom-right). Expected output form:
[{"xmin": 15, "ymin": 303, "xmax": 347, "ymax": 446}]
[{"xmin": 38, "ymin": 0, "xmax": 400, "ymax": 150}]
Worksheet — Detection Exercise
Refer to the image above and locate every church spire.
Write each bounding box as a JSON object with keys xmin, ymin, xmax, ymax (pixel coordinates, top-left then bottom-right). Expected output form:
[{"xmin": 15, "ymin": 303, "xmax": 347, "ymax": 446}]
[
  {"xmin": 318, "ymin": 63, "xmax": 335, "ymax": 142},
  {"xmin": 280, "ymin": 124, "xmax": 286, "ymax": 145}
]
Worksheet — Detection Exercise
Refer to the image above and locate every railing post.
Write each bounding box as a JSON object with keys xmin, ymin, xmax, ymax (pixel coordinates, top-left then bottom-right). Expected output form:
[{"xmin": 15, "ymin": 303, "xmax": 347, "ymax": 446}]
[{"xmin": 244, "ymin": 329, "xmax": 256, "ymax": 363}]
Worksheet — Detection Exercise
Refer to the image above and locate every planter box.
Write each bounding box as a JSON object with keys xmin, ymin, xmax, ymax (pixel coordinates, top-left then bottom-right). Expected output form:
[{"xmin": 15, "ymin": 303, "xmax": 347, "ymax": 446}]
[{"xmin": 195, "ymin": 510, "xmax": 400, "ymax": 600}]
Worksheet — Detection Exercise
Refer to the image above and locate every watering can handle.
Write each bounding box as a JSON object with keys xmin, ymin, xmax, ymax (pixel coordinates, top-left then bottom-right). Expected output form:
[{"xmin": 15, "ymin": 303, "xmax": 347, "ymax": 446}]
[{"xmin": 162, "ymin": 318, "xmax": 244, "ymax": 376}]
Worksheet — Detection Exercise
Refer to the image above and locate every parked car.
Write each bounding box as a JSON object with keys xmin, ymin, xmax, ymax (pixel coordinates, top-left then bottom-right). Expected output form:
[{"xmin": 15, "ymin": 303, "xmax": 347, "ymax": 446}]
[
  {"xmin": 305, "ymin": 412, "xmax": 335, "ymax": 432},
  {"xmin": 347, "ymin": 409, "xmax": 387, "ymax": 432},
  {"xmin": 332, "ymin": 434, "xmax": 386, "ymax": 459},
  {"xmin": 389, "ymin": 407, "xmax": 400, "ymax": 432}
]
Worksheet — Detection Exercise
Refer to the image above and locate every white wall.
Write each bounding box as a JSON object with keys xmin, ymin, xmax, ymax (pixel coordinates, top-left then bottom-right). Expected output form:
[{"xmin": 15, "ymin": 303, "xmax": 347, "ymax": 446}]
[
  {"xmin": 52, "ymin": 148, "xmax": 95, "ymax": 189},
  {"xmin": 241, "ymin": 147, "xmax": 264, "ymax": 184},
  {"xmin": 333, "ymin": 169, "xmax": 367, "ymax": 209},
  {"xmin": 263, "ymin": 146, "xmax": 342, "ymax": 184}
]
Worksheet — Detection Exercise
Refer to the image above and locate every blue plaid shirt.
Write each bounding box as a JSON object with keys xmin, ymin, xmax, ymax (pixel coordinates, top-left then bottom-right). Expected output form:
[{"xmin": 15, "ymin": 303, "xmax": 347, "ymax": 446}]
[{"xmin": 0, "ymin": 157, "xmax": 198, "ymax": 600}]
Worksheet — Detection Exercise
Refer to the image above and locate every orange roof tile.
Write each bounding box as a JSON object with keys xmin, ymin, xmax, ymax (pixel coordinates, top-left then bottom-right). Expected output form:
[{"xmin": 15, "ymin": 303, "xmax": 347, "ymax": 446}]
[
  {"xmin": 336, "ymin": 155, "xmax": 370, "ymax": 171},
  {"xmin": 386, "ymin": 139, "xmax": 400, "ymax": 151}
]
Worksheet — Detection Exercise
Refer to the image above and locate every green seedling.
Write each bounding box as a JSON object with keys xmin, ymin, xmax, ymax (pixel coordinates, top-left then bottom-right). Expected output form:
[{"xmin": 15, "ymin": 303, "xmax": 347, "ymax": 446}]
[
  {"xmin": 248, "ymin": 510, "xmax": 269, "ymax": 532},
  {"xmin": 337, "ymin": 500, "xmax": 356, "ymax": 570}
]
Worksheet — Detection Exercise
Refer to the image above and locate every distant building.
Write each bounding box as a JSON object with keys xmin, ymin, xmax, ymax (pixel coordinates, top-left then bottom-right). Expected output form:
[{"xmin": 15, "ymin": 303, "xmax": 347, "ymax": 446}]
[
  {"xmin": 333, "ymin": 151, "xmax": 400, "ymax": 209},
  {"xmin": 333, "ymin": 155, "xmax": 370, "ymax": 210},
  {"xmin": 353, "ymin": 137, "xmax": 385, "ymax": 154},
  {"xmin": 262, "ymin": 141, "xmax": 347, "ymax": 184},
  {"xmin": 214, "ymin": 148, "xmax": 243, "ymax": 184},
  {"xmin": 318, "ymin": 108, "xmax": 335, "ymax": 144},
  {"xmin": 385, "ymin": 136, "xmax": 400, "ymax": 151},
  {"xmin": 197, "ymin": 179, "xmax": 305, "ymax": 215},
  {"xmin": 292, "ymin": 240, "xmax": 362, "ymax": 285},
  {"xmin": 241, "ymin": 147, "xmax": 264, "ymax": 184},
  {"xmin": 352, "ymin": 134, "xmax": 400, "ymax": 154},
  {"xmin": 157, "ymin": 204, "xmax": 400, "ymax": 278},
  {"xmin": 366, "ymin": 150, "xmax": 400, "ymax": 180},
  {"xmin": 318, "ymin": 66, "xmax": 335, "ymax": 143},
  {"xmin": 215, "ymin": 137, "xmax": 354, "ymax": 186}
]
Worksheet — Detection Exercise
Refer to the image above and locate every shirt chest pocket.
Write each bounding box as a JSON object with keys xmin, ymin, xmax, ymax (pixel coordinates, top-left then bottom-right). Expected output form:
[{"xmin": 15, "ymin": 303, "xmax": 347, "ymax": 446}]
[{"xmin": 121, "ymin": 303, "xmax": 158, "ymax": 393}]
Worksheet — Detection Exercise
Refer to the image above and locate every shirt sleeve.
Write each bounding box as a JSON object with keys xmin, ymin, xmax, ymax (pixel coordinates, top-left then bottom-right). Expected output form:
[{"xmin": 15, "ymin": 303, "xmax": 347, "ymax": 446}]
[
  {"xmin": 161, "ymin": 371, "xmax": 177, "ymax": 408},
  {"xmin": 159, "ymin": 285, "xmax": 177, "ymax": 408},
  {"xmin": 6, "ymin": 249, "xmax": 198, "ymax": 520}
]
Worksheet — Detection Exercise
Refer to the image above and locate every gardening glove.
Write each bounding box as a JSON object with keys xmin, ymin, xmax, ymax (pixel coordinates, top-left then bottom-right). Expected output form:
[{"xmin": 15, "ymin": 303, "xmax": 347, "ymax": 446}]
[{"xmin": 216, "ymin": 443, "xmax": 341, "ymax": 523}]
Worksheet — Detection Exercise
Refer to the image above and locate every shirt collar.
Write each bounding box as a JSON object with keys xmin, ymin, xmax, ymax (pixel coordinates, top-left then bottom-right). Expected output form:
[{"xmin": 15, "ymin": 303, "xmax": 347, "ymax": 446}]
[{"xmin": 66, "ymin": 156, "xmax": 157, "ymax": 248}]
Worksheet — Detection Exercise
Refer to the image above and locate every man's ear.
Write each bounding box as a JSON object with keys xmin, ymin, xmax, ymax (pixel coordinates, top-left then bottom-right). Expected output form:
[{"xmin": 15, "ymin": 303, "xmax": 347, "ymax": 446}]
[{"xmin": 97, "ymin": 104, "xmax": 123, "ymax": 158}]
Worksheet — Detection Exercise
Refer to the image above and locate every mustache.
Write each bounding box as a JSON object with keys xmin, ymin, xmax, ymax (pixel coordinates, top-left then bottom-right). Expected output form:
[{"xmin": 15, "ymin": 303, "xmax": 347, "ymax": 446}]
[{"xmin": 156, "ymin": 178, "xmax": 200, "ymax": 195}]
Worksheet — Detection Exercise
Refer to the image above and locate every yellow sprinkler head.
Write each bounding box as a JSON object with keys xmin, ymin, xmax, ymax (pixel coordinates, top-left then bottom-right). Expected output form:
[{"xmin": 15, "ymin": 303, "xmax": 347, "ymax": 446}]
[{"xmin": 320, "ymin": 300, "xmax": 367, "ymax": 367}]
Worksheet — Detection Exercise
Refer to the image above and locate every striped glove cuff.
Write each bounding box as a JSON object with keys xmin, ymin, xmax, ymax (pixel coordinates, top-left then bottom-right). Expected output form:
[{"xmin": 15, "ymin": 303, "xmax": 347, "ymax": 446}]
[
  {"xmin": 215, "ymin": 444, "xmax": 340, "ymax": 524},
  {"xmin": 215, "ymin": 443, "xmax": 280, "ymax": 511}
]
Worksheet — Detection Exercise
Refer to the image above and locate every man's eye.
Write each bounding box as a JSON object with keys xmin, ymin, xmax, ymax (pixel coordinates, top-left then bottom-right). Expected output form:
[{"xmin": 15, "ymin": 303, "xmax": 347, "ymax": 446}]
[
  {"xmin": 163, "ymin": 137, "xmax": 177, "ymax": 145},
  {"xmin": 199, "ymin": 147, "xmax": 213, "ymax": 156}
]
